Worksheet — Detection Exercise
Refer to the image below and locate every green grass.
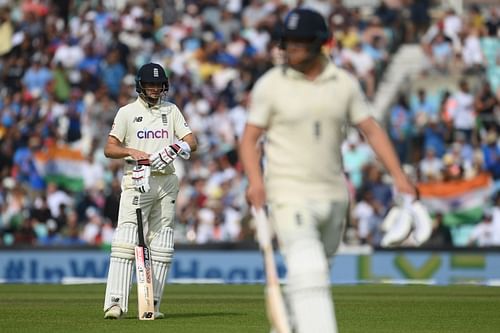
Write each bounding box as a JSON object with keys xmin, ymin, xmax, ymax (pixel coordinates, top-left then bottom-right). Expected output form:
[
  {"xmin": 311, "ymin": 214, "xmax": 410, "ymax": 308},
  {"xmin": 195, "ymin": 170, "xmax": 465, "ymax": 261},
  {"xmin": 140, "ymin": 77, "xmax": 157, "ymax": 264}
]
[{"xmin": 0, "ymin": 284, "xmax": 499, "ymax": 333}]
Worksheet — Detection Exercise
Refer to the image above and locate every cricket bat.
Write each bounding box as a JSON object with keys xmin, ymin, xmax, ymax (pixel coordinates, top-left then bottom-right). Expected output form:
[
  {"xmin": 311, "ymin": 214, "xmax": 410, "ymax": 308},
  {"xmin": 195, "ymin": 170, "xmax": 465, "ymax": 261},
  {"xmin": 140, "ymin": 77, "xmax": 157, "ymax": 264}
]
[
  {"xmin": 135, "ymin": 208, "xmax": 155, "ymax": 320},
  {"xmin": 251, "ymin": 207, "xmax": 291, "ymax": 333}
]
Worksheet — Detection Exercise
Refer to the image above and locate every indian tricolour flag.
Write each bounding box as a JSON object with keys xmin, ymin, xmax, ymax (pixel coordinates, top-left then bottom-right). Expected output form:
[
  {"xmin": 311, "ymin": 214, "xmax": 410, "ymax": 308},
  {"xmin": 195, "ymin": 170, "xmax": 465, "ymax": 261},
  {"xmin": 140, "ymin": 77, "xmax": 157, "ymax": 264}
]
[
  {"xmin": 33, "ymin": 146, "xmax": 89, "ymax": 192},
  {"xmin": 417, "ymin": 173, "xmax": 494, "ymax": 227}
]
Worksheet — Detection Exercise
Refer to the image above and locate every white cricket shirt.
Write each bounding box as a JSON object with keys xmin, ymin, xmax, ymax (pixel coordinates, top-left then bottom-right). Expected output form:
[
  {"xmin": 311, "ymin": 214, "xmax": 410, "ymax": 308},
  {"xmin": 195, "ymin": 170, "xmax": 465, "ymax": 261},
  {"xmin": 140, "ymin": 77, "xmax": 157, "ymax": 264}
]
[
  {"xmin": 109, "ymin": 97, "xmax": 192, "ymax": 175},
  {"xmin": 247, "ymin": 62, "xmax": 371, "ymax": 202}
]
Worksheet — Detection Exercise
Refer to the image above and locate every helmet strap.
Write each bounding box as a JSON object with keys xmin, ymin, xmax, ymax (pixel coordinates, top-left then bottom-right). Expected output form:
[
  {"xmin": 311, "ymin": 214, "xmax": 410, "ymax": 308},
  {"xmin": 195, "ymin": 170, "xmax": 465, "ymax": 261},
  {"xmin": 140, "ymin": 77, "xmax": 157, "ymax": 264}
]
[{"xmin": 138, "ymin": 81, "xmax": 168, "ymax": 107}]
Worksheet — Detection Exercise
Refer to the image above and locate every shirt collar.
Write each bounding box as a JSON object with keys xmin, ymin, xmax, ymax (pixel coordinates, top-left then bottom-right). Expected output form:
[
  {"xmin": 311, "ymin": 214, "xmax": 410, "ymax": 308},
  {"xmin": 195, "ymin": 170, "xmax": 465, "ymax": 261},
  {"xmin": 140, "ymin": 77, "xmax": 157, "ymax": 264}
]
[
  {"xmin": 282, "ymin": 57, "xmax": 338, "ymax": 82},
  {"xmin": 137, "ymin": 97, "xmax": 162, "ymax": 111}
]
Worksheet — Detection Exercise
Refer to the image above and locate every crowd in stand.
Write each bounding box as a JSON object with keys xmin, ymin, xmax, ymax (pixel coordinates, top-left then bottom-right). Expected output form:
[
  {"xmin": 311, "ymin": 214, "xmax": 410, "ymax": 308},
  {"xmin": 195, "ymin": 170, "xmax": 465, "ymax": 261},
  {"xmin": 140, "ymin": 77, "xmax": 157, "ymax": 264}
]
[{"xmin": 0, "ymin": 0, "xmax": 498, "ymax": 248}]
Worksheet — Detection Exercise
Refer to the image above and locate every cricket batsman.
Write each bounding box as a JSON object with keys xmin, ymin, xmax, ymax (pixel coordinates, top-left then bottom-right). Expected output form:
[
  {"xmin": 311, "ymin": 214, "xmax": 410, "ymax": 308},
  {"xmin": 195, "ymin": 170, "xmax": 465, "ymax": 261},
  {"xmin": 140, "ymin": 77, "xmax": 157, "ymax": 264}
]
[
  {"xmin": 103, "ymin": 62, "xmax": 197, "ymax": 319},
  {"xmin": 240, "ymin": 8, "xmax": 416, "ymax": 333}
]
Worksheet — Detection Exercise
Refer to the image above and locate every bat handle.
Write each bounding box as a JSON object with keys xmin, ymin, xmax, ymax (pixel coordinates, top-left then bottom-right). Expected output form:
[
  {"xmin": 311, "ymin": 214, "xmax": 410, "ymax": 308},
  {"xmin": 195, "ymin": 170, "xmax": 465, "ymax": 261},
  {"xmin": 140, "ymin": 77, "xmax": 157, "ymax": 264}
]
[{"xmin": 136, "ymin": 208, "xmax": 146, "ymax": 246}]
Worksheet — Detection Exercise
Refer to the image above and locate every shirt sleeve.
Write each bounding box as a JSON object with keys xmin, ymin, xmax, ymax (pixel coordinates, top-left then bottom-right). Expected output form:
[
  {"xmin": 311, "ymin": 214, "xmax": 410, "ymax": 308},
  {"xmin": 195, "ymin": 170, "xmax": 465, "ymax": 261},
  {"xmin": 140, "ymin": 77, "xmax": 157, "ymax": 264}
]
[
  {"xmin": 109, "ymin": 107, "xmax": 127, "ymax": 142},
  {"xmin": 246, "ymin": 76, "xmax": 273, "ymax": 128},
  {"xmin": 173, "ymin": 105, "xmax": 192, "ymax": 140},
  {"xmin": 347, "ymin": 76, "xmax": 372, "ymax": 125}
]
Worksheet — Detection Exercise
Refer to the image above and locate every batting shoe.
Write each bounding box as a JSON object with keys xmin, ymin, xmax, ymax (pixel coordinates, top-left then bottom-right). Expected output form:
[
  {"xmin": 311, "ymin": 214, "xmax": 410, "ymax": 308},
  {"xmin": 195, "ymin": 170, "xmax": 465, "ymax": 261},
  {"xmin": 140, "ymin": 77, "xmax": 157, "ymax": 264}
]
[
  {"xmin": 155, "ymin": 311, "xmax": 165, "ymax": 319},
  {"xmin": 104, "ymin": 305, "xmax": 123, "ymax": 319}
]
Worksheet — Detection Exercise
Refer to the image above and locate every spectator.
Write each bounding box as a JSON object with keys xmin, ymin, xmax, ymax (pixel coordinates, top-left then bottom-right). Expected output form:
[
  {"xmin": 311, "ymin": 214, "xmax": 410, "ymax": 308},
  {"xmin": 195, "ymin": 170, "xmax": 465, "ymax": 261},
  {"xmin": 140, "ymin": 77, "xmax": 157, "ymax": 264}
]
[
  {"xmin": 14, "ymin": 217, "xmax": 37, "ymax": 245},
  {"xmin": 452, "ymin": 131, "xmax": 475, "ymax": 164},
  {"xmin": 80, "ymin": 206, "xmax": 102, "ymax": 245},
  {"xmin": 423, "ymin": 114, "xmax": 447, "ymax": 158},
  {"xmin": 408, "ymin": 0, "xmax": 431, "ymax": 41},
  {"xmin": 360, "ymin": 163, "xmax": 393, "ymax": 212},
  {"xmin": 461, "ymin": 27, "xmax": 484, "ymax": 73},
  {"xmin": 450, "ymin": 79, "xmax": 476, "ymax": 142},
  {"xmin": 38, "ymin": 219, "xmax": 63, "ymax": 246},
  {"xmin": 481, "ymin": 130, "xmax": 500, "ymax": 180},
  {"xmin": 468, "ymin": 211, "xmax": 500, "ymax": 247},
  {"xmin": 485, "ymin": 7, "xmax": 499, "ymax": 37},
  {"xmin": 466, "ymin": 5, "xmax": 485, "ymax": 32},
  {"xmin": 328, "ymin": 0, "xmax": 352, "ymax": 32},
  {"xmin": 342, "ymin": 131, "xmax": 373, "ymax": 189},
  {"xmin": 352, "ymin": 189, "xmax": 376, "ymax": 245},
  {"xmin": 388, "ymin": 93, "xmax": 412, "ymax": 163},
  {"xmin": 12, "ymin": 136, "xmax": 45, "ymax": 191},
  {"xmin": 362, "ymin": 17, "xmax": 388, "ymax": 48},
  {"xmin": 475, "ymin": 81, "xmax": 498, "ymax": 133},
  {"xmin": 31, "ymin": 195, "xmax": 52, "ymax": 224},
  {"xmin": 419, "ymin": 147, "xmax": 443, "ymax": 182},
  {"xmin": 343, "ymin": 42, "xmax": 376, "ymax": 99},
  {"xmin": 441, "ymin": 153, "xmax": 464, "ymax": 181},
  {"xmin": 241, "ymin": 0, "xmax": 268, "ymax": 29},
  {"xmin": 423, "ymin": 213, "xmax": 453, "ymax": 247},
  {"xmin": 430, "ymin": 31, "xmax": 453, "ymax": 73},
  {"xmin": 46, "ymin": 182, "xmax": 73, "ymax": 219},
  {"xmin": 442, "ymin": 8, "xmax": 463, "ymax": 53},
  {"xmin": 21, "ymin": 53, "xmax": 52, "ymax": 99},
  {"xmin": 99, "ymin": 49, "xmax": 126, "ymax": 99}
]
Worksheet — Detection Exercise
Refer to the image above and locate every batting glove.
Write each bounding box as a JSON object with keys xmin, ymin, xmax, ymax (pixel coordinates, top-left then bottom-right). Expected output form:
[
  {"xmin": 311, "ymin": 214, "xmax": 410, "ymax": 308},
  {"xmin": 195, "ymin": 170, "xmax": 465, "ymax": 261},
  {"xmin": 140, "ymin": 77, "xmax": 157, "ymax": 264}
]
[
  {"xmin": 132, "ymin": 159, "xmax": 151, "ymax": 193},
  {"xmin": 150, "ymin": 145, "xmax": 178, "ymax": 170},
  {"xmin": 150, "ymin": 141, "xmax": 191, "ymax": 170}
]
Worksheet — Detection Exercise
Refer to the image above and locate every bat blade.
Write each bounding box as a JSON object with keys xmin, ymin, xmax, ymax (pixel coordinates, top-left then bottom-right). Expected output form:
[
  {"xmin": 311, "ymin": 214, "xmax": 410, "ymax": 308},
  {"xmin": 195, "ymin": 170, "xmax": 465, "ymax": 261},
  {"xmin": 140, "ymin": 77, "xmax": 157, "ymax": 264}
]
[
  {"xmin": 252, "ymin": 207, "xmax": 291, "ymax": 333},
  {"xmin": 135, "ymin": 208, "xmax": 154, "ymax": 320},
  {"xmin": 135, "ymin": 245, "xmax": 155, "ymax": 320},
  {"xmin": 266, "ymin": 284, "xmax": 291, "ymax": 333}
]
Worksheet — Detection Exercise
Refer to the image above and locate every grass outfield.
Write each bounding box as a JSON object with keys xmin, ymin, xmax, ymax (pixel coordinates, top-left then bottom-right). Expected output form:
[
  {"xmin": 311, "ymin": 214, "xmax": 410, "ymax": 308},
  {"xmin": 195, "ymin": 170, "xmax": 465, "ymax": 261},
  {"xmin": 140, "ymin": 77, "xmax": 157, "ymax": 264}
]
[{"xmin": 0, "ymin": 284, "xmax": 499, "ymax": 333}]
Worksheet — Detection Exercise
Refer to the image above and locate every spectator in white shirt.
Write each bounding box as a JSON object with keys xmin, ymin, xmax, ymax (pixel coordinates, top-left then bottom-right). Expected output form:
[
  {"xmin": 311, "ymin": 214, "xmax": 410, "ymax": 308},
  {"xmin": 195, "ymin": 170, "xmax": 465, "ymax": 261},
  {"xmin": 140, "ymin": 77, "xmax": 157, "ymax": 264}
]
[
  {"xmin": 462, "ymin": 27, "xmax": 484, "ymax": 72},
  {"xmin": 352, "ymin": 190, "xmax": 376, "ymax": 244},
  {"xmin": 443, "ymin": 8, "xmax": 463, "ymax": 53},
  {"xmin": 344, "ymin": 42, "xmax": 376, "ymax": 99},
  {"xmin": 46, "ymin": 182, "xmax": 74, "ymax": 219},
  {"xmin": 468, "ymin": 211, "xmax": 500, "ymax": 247},
  {"xmin": 419, "ymin": 147, "xmax": 443, "ymax": 182},
  {"xmin": 450, "ymin": 79, "xmax": 476, "ymax": 142}
]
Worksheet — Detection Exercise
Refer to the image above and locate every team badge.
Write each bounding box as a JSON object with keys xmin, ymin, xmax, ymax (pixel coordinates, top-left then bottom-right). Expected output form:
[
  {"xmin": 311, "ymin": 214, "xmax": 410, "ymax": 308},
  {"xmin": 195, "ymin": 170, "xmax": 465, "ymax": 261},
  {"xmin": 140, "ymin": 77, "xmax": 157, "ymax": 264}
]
[{"xmin": 287, "ymin": 13, "xmax": 299, "ymax": 30}]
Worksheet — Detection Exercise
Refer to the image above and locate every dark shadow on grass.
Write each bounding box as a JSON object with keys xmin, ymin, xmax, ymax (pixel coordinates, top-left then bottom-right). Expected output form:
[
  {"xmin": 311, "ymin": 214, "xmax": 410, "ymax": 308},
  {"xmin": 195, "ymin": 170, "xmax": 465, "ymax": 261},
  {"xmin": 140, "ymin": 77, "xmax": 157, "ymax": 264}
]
[{"xmin": 121, "ymin": 312, "xmax": 242, "ymax": 320}]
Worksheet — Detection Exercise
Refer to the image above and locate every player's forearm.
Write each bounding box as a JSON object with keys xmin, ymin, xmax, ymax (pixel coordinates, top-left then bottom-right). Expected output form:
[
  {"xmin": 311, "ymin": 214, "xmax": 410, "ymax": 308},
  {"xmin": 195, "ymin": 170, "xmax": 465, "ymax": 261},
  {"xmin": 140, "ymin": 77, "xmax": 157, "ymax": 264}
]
[
  {"xmin": 104, "ymin": 143, "xmax": 134, "ymax": 159},
  {"xmin": 240, "ymin": 130, "xmax": 264, "ymax": 185},
  {"xmin": 181, "ymin": 133, "xmax": 198, "ymax": 152},
  {"xmin": 240, "ymin": 145, "xmax": 263, "ymax": 185},
  {"xmin": 357, "ymin": 118, "xmax": 406, "ymax": 181}
]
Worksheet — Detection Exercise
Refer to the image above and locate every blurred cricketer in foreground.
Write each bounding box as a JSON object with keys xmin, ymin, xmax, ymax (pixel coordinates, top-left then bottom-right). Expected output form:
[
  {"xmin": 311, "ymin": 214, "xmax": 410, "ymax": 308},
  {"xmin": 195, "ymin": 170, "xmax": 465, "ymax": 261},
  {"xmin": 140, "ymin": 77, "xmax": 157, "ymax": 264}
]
[
  {"xmin": 240, "ymin": 7, "xmax": 416, "ymax": 333},
  {"xmin": 103, "ymin": 62, "xmax": 197, "ymax": 319}
]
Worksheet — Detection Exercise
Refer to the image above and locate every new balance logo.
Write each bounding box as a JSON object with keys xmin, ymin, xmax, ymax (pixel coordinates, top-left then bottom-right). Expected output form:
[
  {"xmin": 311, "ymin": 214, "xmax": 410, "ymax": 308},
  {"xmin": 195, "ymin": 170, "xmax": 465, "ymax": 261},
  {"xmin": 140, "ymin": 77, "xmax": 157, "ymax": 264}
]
[
  {"xmin": 133, "ymin": 117, "xmax": 143, "ymax": 123},
  {"xmin": 142, "ymin": 312, "xmax": 154, "ymax": 319},
  {"xmin": 111, "ymin": 297, "xmax": 120, "ymax": 303}
]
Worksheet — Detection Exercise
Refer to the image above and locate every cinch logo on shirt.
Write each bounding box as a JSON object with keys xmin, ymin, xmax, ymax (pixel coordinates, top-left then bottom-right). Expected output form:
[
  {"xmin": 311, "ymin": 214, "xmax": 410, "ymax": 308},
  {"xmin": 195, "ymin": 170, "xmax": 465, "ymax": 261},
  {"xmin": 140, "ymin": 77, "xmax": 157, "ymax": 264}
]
[{"xmin": 137, "ymin": 129, "xmax": 169, "ymax": 139}]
